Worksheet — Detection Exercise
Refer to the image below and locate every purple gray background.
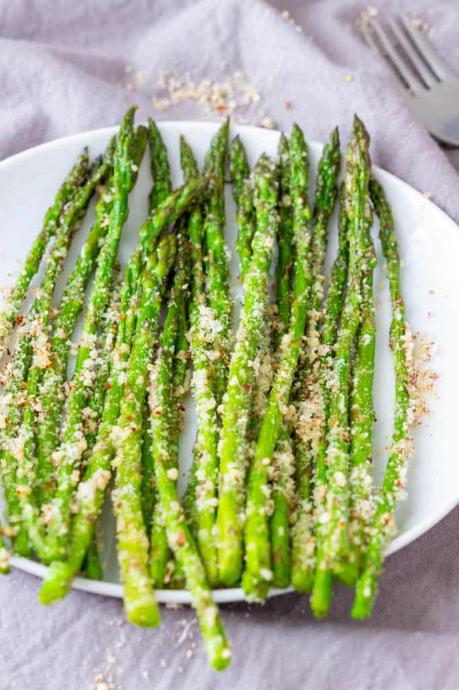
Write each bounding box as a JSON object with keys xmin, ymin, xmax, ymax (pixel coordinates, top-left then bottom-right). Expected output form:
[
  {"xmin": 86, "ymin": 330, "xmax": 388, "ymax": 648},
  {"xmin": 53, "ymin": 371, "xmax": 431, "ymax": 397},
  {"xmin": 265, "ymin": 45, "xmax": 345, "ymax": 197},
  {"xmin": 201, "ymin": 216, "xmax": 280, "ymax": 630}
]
[{"xmin": 0, "ymin": 1, "xmax": 458, "ymax": 688}]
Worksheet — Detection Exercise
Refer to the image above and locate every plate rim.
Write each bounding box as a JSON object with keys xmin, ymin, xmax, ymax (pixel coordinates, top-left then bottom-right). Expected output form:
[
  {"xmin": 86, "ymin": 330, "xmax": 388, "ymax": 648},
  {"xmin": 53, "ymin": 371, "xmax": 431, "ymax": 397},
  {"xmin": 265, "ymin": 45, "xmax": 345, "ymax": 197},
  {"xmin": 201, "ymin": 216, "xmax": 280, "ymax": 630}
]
[{"xmin": 2, "ymin": 120, "xmax": 458, "ymax": 603}]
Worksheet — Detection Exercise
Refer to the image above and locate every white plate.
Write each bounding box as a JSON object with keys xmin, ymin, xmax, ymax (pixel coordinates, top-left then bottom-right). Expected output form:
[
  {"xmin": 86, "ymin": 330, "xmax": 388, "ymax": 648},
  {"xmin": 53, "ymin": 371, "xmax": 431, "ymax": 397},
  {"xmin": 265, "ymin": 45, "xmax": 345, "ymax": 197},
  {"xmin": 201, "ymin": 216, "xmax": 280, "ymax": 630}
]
[{"xmin": 0, "ymin": 121, "xmax": 457, "ymax": 604}]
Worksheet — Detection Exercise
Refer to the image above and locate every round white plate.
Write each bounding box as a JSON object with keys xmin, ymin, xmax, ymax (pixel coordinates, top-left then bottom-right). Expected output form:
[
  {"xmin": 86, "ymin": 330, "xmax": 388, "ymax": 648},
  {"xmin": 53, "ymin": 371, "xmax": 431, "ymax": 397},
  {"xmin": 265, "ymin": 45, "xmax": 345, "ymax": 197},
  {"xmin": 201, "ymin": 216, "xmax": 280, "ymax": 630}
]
[{"xmin": 0, "ymin": 121, "xmax": 457, "ymax": 604}]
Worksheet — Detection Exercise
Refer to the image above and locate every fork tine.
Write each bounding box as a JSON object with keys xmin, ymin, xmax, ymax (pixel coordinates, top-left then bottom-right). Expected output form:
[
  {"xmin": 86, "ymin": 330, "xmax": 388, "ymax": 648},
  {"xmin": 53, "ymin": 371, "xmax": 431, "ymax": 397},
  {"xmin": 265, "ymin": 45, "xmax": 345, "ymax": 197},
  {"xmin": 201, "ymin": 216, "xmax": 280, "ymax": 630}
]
[
  {"xmin": 360, "ymin": 22, "xmax": 381, "ymax": 53},
  {"xmin": 389, "ymin": 19, "xmax": 437, "ymax": 88},
  {"xmin": 370, "ymin": 18, "xmax": 424, "ymax": 93},
  {"xmin": 361, "ymin": 22, "xmax": 412, "ymax": 91},
  {"xmin": 400, "ymin": 17, "xmax": 457, "ymax": 81}
]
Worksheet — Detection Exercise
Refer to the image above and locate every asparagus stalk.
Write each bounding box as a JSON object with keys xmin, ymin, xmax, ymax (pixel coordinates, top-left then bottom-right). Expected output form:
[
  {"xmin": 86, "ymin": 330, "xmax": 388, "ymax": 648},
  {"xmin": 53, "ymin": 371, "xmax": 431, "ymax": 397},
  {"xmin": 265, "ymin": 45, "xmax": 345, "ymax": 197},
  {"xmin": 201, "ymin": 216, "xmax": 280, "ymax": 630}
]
[
  {"xmin": 15, "ymin": 140, "xmax": 116, "ymax": 521},
  {"xmin": 149, "ymin": 232, "xmax": 189, "ymax": 589},
  {"xmin": 337, "ymin": 232, "xmax": 376, "ymax": 584},
  {"xmin": 242, "ymin": 124, "xmax": 312, "ymax": 600},
  {"xmin": 0, "ymin": 149, "xmax": 91, "ymax": 361},
  {"xmin": 352, "ymin": 178, "xmax": 410, "ymax": 619},
  {"xmin": 141, "ymin": 118, "xmax": 173, "ymax": 534},
  {"xmin": 179, "ymin": 136, "xmax": 208, "ymax": 537},
  {"xmin": 179, "ymin": 134, "xmax": 227, "ymax": 585},
  {"xmin": 148, "ymin": 294, "xmax": 190, "ymax": 589},
  {"xmin": 35, "ymin": 112, "xmax": 147, "ymax": 511},
  {"xmin": 37, "ymin": 139, "xmax": 208, "ymax": 545},
  {"xmin": 80, "ymin": 272, "xmax": 123, "ymax": 581},
  {"xmin": 39, "ymin": 117, "xmax": 147, "ymax": 559},
  {"xmin": 38, "ymin": 180, "xmax": 208, "ymax": 605},
  {"xmin": 111, "ymin": 234, "xmax": 176, "ymax": 627},
  {"xmin": 284, "ymin": 185, "xmax": 347, "ymax": 608},
  {"xmin": 217, "ymin": 154, "xmax": 279, "ymax": 586},
  {"xmin": 149, "ymin": 267, "xmax": 231, "ymax": 671},
  {"xmin": 203, "ymin": 121, "xmax": 231, "ymax": 403},
  {"xmin": 150, "ymin": 284, "xmax": 189, "ymax": 588},
  {"xmin": 15, "ymin": 185, "xmax": 117, "ymax": 558},
  {"xmin": 290, "ymin": 128, "xmax": 341, "ymax": 592},
  {"xmin": 269, "ymin": 134, "xmax": 295, "ymax": 588},
  {"xmin": 311, "ymin": 116, "xmax": 373, "ymax": 618},
  {"xmin": 0, "ymin": 154, "xmax": 108, "ymax": 555},
  {"xmin": 229, "ymin": 135, "xmax": 255, "ymax": 280}
]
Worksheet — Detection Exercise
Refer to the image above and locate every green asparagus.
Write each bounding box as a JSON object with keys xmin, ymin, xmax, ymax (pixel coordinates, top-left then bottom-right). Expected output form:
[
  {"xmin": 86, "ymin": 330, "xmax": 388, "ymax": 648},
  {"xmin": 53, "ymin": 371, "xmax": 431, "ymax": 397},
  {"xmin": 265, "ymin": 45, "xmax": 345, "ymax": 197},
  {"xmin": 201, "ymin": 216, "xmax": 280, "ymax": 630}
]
[
  {"xmin": 242, "ymin": 124, "xmax": 312, "ymax": 600},
  {"xmin": 0, "ymin": 149, "xmax": 91, "ymax": 361},
  {"xmin": 290, "ymin": 128, "xmax": 341, "ymax": 592},
  {"xmin": 149, "ymin": 287, "xmax": 231, "ymax": 670},
  {"xmin": 352, "ymin": 178, "xmax": 411, "ymax": 619},
  {"xmin": 217, "ymin": 154, "xmax": 279, "ymax": 587},
  {"xmin": 112, "ymin": 234, "xmax": 176, "ymax": 627},
  {"xmin": 38, "ymin": 177, "xmax": 208, "ymax": 604},
  {"xmin": 41, "ymin": 116, "xmax": 148, "ymax": 559},
  {"xmin": 203, "ymin": 120, "xmax": 231, "ymax": 403},
  {"xmin": 0, "ymin": 154, "xmax": 108, "ymax": 555},
  {"xmin": 311, "ymin": 116, "xmax": 373, "ymax": 618}
]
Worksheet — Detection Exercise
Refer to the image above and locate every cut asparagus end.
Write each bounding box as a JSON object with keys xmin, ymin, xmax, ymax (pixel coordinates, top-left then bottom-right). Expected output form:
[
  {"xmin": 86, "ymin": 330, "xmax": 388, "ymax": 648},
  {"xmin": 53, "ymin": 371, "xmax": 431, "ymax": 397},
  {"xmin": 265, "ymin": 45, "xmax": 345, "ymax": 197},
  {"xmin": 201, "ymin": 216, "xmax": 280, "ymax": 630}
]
[
  {"xmin": 310, "ymin": 570, "xmax": 333, "ymax": 619},
  {"xmin": 124, "ymin": 591, "xmax": 161, "ymax": 628},
  {"xmin": 38, "ymin": 561, "xmax": 73, "ymax": 605}
]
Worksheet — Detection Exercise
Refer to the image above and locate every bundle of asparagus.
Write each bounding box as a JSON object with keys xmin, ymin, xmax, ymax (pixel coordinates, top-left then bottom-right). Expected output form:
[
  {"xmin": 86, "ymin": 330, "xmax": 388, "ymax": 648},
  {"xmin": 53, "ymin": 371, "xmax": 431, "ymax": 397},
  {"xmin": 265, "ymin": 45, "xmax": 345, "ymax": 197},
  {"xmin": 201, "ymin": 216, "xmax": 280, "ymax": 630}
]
[{"xmin": 0, "ymin": 110, "xmax": 424, "ymax": 670}]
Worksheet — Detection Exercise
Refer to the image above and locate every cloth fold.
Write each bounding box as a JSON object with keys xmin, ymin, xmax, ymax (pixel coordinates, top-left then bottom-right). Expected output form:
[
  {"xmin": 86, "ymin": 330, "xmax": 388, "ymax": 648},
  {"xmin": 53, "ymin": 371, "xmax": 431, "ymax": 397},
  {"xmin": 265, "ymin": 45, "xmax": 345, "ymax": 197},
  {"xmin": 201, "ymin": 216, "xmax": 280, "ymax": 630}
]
[{"xmin": 0, "ymin": 1, "xmax": 458, "ymax": 688}]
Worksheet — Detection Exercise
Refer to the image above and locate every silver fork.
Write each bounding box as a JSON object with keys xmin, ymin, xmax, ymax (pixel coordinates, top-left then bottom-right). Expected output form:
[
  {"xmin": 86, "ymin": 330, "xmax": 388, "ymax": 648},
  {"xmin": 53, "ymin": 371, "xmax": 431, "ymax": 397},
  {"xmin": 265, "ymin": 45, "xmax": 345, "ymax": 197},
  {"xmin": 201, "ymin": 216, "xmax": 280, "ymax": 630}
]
[{"xmin": 361, "ymin": 15, "xmax": 459, "ymax": 146}]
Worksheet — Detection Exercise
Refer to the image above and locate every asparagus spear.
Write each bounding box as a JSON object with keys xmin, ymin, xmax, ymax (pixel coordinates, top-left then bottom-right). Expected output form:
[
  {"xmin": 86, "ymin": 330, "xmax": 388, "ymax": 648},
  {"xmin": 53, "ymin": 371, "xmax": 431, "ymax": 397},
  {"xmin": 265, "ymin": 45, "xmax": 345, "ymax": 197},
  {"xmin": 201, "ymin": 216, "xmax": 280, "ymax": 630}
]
[
  {"xmin": 149, "ymin": 293, "xmax": 190, "ymax": 589},
  {"xmin": 149, "ymin": 231, "xmax": 188, "ymax": 589},
  {"xmin": 0, "ymin": 149, "xmax": 91, "ymax": 361},
  {"xmin": 180, "ymin": 132, "xmax": 229, "ymax": 585},
  {"xmin": 337, "ymin": 232, "xmax": 376, "ymax": 584},
  {"xmin": 35, "ymin": 112, "xmax": 147, "ymax": 512},
  {"xmin": 15, "ymin": 140, "xmax": 115, "ymax": 519},
  {"xmin": 290, "ymin": 128, "xmax": 341, "ymax": 592},
  {"xmin": 229, "ymin": 135, "xmax": 255, "ymax": 279},
  {"xmin": 269, "ymin": 134, "xmax": 295, "ymax": 588},
  {"xmin": 273, "ymin": 184, "xmax": 346, "ymax": 607},
  {"xmin": 142, "ymin": 119, "xmax": 172, "ymax": 552},
  {"xmin": 111, "ymin": 234, "xmax": 176, "ymax": 627},
  {"xmin": 242, "ymin": 124, "xmax": 312, "ymax": 600},
  {"xmin": 311, "ymin": 116, "xmax": 373, "ymax": 618},
  {"xmin": 203, "ymin": 121, "xmax": 231, "ymax": 403},
  {"xmin": 38, "ymin": 118, "xmax": 147, "ymax": 559},
  {"xmin": 217, "ymin": 154, "xmax": 279, "ymax": 587},
  {"xmin": 352, "ymin": 178, "xmax": 410, "ymax": 619},
  {"xmin": 0, "ymin": 154, "xmax": 108, "ymax": 555},
  {"xmin": 38, "ymin": 181, "xmax": 209, "ymax": 605},
  {"xmin": 179, "ymin": 136, "xmax": 209, "ymax": 539},
  {"xmin": 80, "ymin": 272, "xmax": 123, "ymax": 581},
  {"xmin": 15, "ymin": 184, "xmax": 117, "ymax": 557},
  {"xmin": 149, "ymin": 267, "xmax": 231, "ymax": 671}
]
